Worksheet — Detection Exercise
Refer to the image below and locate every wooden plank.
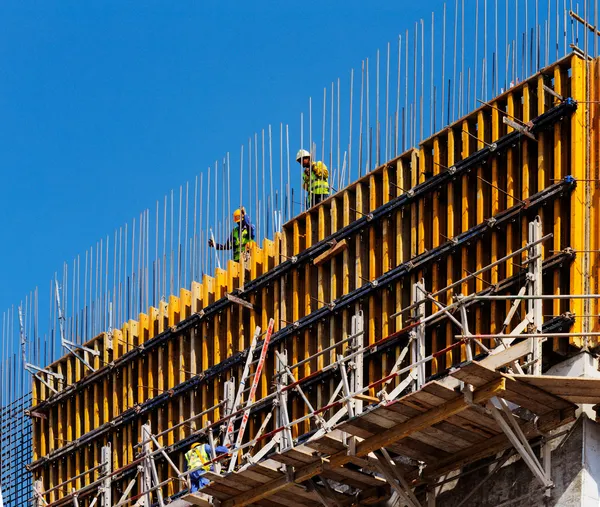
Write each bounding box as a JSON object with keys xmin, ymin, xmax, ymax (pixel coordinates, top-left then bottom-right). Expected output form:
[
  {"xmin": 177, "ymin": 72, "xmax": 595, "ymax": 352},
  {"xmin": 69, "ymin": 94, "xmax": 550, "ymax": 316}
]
[
  {"xmin": 422, "ymin": 405, "xmax": 577, "ymax": 480},
  {"xmin": 386, "ymin": 438, "xmax": 450, "ymax": 464},
  {"xmin": 182, "ymin": 493, "xmax": 213, "ymax": 507},
  {"xmin": 313, "ymin": 239, "xmax": 348, "ymax": 267},
  {"xmin": 419, "ymin": 383, "xmax": 500, "ymax": 435},
  {"xmin": 479, "ymin": 339, "xmax": 534, "ymax": 370},
  {"xmin": 510, "ymin": 375, "xmax": 600, "ymax": 401},
  {"xmin": 451, "ymin": 362, "xmax": 574, "ymax": 414}
]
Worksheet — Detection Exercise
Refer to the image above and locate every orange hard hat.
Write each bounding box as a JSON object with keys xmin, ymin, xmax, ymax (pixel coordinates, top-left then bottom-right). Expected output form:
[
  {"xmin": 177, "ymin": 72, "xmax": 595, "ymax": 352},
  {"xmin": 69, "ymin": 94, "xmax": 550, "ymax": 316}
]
[{"xmin": 233, "ymin": 208, "xmax": 242, "ymax": 223}]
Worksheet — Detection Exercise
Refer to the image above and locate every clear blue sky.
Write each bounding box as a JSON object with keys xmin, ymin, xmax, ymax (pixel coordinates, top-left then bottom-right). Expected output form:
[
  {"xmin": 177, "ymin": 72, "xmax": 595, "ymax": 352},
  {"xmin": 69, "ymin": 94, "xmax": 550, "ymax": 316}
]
[
  {"xmin": 0, "ymin": 1, "xmax": 446, "ymax": 313},
  {"xmin": 1, "ymin": 0, "xmax": 567, "ymax": 317}
]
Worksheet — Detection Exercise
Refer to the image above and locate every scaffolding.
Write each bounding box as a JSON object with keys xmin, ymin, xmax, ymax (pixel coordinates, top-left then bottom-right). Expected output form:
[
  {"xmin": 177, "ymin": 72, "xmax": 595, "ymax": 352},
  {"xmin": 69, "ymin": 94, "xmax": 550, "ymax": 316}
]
[
  {"xmin": 21, "ymin": 49, "xmax": 600, "ymax": 506},
  {"xmin": 30, "ymin": 213, "xmax": 600, "ymax": 507},
  {"xmin": 0, "ymin": 393, "xmax": 32, "ymax": 506}
]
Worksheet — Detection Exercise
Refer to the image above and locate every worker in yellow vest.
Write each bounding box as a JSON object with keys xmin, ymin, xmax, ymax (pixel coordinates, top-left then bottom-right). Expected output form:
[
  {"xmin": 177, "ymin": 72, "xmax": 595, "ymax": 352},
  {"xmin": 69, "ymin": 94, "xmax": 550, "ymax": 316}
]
[
  {"xmin": 208, "ymin": 207, "xmax": 256, "ymax": 262},
  {"xmin": 297, "ymin": 149, "xmax": 330, "ymax": 209},
  {"xmin": 185, "ymin": 439, "xmax": 228, "ymax": 492}
]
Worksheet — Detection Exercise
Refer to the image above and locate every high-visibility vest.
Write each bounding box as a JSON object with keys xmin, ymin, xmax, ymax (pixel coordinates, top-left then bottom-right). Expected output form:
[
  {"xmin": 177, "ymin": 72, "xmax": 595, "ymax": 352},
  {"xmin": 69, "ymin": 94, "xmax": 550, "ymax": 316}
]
[
  {"xmin": 232, "ymin": 225, "xmax": 251, "ymax": 262},
  {"xmin": 185, "ymin": 445, "xmax": 210, "ymax": 472},
  {"xmin": 304, "ymin": 162, "xmax": 330, "ymax": 196}
]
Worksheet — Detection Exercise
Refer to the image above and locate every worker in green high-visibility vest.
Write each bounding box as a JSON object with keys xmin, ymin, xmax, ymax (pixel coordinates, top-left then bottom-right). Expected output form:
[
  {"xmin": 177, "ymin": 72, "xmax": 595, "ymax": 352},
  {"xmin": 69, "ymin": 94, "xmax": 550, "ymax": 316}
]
[
  {"xmin": 297, "ymin": 149, "xmax": 330, "ymax": 209},
  {"xmin": 208, "ymin": 207, "xmax": 256, "ymax": 262}
]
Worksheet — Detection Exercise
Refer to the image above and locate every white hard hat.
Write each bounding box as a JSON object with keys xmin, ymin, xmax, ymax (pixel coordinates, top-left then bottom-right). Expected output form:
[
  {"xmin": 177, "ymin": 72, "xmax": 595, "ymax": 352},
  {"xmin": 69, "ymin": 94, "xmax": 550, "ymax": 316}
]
[{"xmin": 296, "ymin": 149, "xmax": 311, "ymax": 162}]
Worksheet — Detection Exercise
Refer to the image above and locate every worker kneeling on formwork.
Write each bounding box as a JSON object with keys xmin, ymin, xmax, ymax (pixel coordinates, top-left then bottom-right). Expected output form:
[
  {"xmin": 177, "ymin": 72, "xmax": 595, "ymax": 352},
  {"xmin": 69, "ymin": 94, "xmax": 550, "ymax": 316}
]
[
  {"xmin": 185, "ymin": 437, "xmax": 228, "ymax": 492},
  {"xmin": 208, "ymin": 207, "xmax": 256, "ymax": 262},
  {"xmin": 297, "ymin": 149, "xmax": 330, "ymax": 209}
]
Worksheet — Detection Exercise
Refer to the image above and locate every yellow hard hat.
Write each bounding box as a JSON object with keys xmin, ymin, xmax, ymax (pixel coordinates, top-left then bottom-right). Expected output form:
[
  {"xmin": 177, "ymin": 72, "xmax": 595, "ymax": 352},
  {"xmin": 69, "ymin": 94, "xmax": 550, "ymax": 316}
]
[
  {"xmin": 233, "ymin": 208, "xmax": 242, "ymax": 223},
  {"xmin": 191, "ymin": 442, "xmax": 201, "ymax": 449}
]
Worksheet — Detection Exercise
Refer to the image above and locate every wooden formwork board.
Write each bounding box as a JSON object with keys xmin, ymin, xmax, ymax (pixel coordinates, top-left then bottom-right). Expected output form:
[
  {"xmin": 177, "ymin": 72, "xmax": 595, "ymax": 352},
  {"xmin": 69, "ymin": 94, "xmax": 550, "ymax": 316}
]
[{"xmin": 29, "ymin": 54, "xmax": 598, "ymax": 502}]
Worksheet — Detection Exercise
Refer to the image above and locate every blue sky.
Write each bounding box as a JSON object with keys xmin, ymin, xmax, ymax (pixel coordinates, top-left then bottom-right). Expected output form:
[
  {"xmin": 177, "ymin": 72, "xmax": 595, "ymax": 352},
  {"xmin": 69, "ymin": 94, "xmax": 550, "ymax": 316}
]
[
  {"xmin": 0, "ymin": 1, "xmax": 446, "ymax": 312},
  {"xmin": 1, "ymin": 0, "xmax": 571, "ymax": 321}
]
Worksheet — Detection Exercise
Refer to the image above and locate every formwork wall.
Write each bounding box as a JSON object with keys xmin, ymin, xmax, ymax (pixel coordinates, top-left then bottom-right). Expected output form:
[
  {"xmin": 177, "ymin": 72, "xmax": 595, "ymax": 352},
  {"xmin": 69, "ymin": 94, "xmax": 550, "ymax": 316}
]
[{"xmin": 29, "ymin": 54, "xmax": 599, "ymax": 504}]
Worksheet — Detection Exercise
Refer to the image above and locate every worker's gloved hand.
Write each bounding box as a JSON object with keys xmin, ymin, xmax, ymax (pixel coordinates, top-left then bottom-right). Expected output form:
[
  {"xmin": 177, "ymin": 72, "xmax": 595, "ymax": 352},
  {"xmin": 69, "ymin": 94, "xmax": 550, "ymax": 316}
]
[
  {"xmin": 240, "ymin": 206, "xmax": 246, "ymax": 216},
  {"xmin": 208, "ymin": 238, "xmax": 215, "ymax": 247}
]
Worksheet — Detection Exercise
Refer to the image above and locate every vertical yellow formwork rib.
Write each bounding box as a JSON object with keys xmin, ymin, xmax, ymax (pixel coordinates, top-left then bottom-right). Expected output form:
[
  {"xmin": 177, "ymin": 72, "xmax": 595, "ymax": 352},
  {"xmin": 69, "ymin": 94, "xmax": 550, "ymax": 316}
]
[
  {"xmin": 92, "ymin": 339, "xmax": 101, "ymax": 480},
  {"xmin": 552, "ymin": 65, "xmax": 564, "ymax": 353},
  {"xmin": 32, "ymin": 382, "xmax": 39, "ymax": 463},
  {"xmin": 167, "ymin": 295, "xmax": 180, "ymax": 497},
  {"xmin": 65, "ymin": 358, "xmax": 73, "ymax": 490},
  {"xmin": 505, "ymin": 92, "xmax": 515, "ymax": 324},
  {"xmin": 167, "ymin": 295, "xmax": 179, "ymax": 436},
  {"xmin": 394, "ymin": 159, "xmax": 404, "ymax": 333},
  {"xmin": 381, "ymin": 166, "xmax": 391, "ymax": 376},
  {"xmin": 369, "ymin": 175, "xmax": 378, "ymax": 386},
  {"xmin": 35, "ymin": 378, "xmax": 45, "ymax": 463},
  {"xmin": 303, "ymin": 215, "xmax": 313, "ymax": 433},
  {"xmin": 417, "ymin": 148, "xmax": 426, "ymax": 257},
  {"xmin": 342, "ymin": 191, "xmax": 351, "ymax": 350},
  {"xmin": 213, "ymin": 270, "xmax": 226, "ymax": 418},
  {"xmin": 74, "ymin": 356, "xmax": 82, "ymax": 489},
  {"xmin": 279, "ymin": 230, "xmax": 288, "ymax": 352},
  {"xmin": 317, "ymin": 205, "xmax": 326, "ymax": 407},
  {"xmin": 56, "ymin": 362, "xmax": 64, "ymax": 497},
  {"xmin": 521, "ymin": 84, "xmax": 532, "ymax": 272},
  {"xmin": 445, "ymin": 129, "xmax": 456, "ymax": 368},
  {"xmin": 273, "ymin": 233, "xmax": 281, "ymax": 402},
  {"xmin": 110, "ymin": 330, "xmax": 121, "ymax": 472},
  {"xmin": 201, "ymin": 276, "xmax": 212, "ymax": 428},
  {"xmin": 570, "ymin": 56, "xmax": 586, "ymax": 346},
  {"xmin": 410, "ymin": 151, "xmax": 418, "ymax": 261},
  {"xmin": 291, "ymin": 220, "xmax": 300, "ymax": 436},
  {"xmin": 260, "ymin": 241, "xmax": 272, "ymax": 411},
  {"xmin": 129, "ymin": 321, "xmax": 139, "ymax": 465},
  {"xmin": 460, "ymin": 121, "xmax": 471, "ymax": 361},
  {"xmin": 329, "ymin": 198, "xmax": 339, "ymax": 370},
  {"xmin": 490, "ymin": 102, "xmax": 500, "ymax": 335},
  {"xmin": 537, "ymin": 75, "xmax": 547, "ymax": 194},
  {"xmin": 148, "ymin": 306, "xmax": 158, "ymax": 422},
  {"xmin": 179, "ymin": 288, "xmax": 191, "ymax": 480},
  {"xmin": 591, "ymin": 59, "xmax": 600, "ymax": 335},
  {"xmin": 157, "ymin": 300, "xmax": 168, "ymax": 443},
  {"xmin": 225, "ymin": 260, "xmax": 236, "ymax": 375},
  {"xmin": 190, "ymin": 283, "xmax": 201, "ymax": 428},
  {"xmin": 431, "ymin": 138, "xmax": 441, "ymax": 374},
  {"xmin": 354, "ymin": 183, "xmax": 365, "ymax": 392},
  {"xmin": 476, "ymin": 112, "xmax": 485, "ymax": 348},
  {"xmin": 410, "ymin": 150, "xmax": 419, "ymax": 369}
]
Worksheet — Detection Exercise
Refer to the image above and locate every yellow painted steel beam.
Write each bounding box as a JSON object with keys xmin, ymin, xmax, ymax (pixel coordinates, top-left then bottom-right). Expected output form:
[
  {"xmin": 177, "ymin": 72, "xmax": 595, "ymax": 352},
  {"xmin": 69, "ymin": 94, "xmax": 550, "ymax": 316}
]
[
  {"xmin": 445, "ymin": 129, "xmax": 456, "ymax": 368},
  {"xmin": 570, "ymin": 56, "xmax": 586, "ymax": 347}
]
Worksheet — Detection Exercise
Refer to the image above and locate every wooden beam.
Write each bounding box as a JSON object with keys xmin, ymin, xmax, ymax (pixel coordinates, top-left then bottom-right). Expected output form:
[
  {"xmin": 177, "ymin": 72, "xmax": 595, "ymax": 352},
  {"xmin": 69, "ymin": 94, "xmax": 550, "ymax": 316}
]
[
  {"xmin": 313, "ymin": 239, "xmax": 349, "ymax": 267},
  {"xmin": 226, "ymin": 292, "xmax": 255, "ymax": 311},
  {"xmin": 221, "ymin": 378, "xmax": 506, "ymax": 507}
]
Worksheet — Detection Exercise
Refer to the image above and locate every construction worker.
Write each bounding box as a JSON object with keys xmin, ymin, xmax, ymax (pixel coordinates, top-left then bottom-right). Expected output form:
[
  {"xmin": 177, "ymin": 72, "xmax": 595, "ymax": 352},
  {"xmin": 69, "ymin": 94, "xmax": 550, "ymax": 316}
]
[
  {"xmin": 208, "ymin": 207, "xmax": 255, "ymax": 262},
  {"xmin": 297, "ymin": 149, "xmax": 330, "ymax": 209},
  {"xmin": 184, "ymin": 438, "xmax": 228, "ymax": 492}
]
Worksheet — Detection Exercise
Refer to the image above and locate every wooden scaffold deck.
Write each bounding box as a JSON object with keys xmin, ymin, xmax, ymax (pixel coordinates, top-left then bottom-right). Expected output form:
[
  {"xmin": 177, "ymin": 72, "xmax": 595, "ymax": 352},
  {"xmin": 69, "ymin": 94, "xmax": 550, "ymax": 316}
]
[{"xmin": 194, "ymin": 359, "xmax": 589, "ymax": 507}]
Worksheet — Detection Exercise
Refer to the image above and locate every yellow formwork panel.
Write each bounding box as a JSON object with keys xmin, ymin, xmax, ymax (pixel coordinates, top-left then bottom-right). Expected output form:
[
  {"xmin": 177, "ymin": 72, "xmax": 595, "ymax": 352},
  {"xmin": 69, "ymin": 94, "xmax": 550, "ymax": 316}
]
[{"xmin": 32, "ymin": 55, "xmax": 600, "ymax": 500}]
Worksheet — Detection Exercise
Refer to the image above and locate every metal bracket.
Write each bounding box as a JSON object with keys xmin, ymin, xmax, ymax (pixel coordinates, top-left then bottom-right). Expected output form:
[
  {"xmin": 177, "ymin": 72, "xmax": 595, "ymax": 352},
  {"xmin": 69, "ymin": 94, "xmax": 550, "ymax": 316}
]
[
  {"xmin": 487, "ymin": 397, "xmax": 553, "ymax": 490},
  {"xmin": 502, "ymin": 116, "xmax": 537, "ymax": 142},
  {"xmin": 374, "ymin": 449, "xmax": 423, "ymax": 507}
]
